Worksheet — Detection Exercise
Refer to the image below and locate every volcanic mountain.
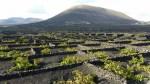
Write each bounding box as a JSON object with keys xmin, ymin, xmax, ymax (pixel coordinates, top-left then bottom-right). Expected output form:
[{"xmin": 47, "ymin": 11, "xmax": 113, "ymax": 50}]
[
  {"xmin": 5, "ymin": 5, "xmax": 141, "ymax": 32},
  {"xmin": 34, "ymin": 5, "xmax": 137, "ymax": 26}
]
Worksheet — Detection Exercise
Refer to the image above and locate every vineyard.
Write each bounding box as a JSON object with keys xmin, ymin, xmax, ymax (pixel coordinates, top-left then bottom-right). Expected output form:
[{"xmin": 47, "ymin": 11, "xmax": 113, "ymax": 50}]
[{"xmin": 0, "ymin": 32, "xmax": 149, "ymax": 84}]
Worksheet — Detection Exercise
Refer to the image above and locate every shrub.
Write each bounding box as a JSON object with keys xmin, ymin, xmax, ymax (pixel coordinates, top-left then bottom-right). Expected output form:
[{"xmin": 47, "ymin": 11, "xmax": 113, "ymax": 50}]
[
  {"xmin": 0, "ymin": 51, "xmax": 9, "ymax": 59},
  {"xmin": 41, "ymin": 48, "xmax": 51, "ymax": 55},
  {"xmin": 129, "ymin": 56, "xmax": 144, "ymax": 65},
  {"xmin": 0, "ymin": 45, "xmax": 9, "ymax": 50},
  {"xmin": 39, "ymin": 45, "xmax": 49, "ymax": 48},
  {"xmin": 7, "ymin": 57, "xmax": 42, "ymax": 73},
  {"xmin": 61, "ymin": 55, "xmax": 92, "ymax": 65},
  {"xmin": 0, "ymin": 50, "xmax": 30, "ymax": 59},
  {"xmin": 103, "ymin": 56, "xmax": 149, "ymax": 81},
  {"xmin": 33, "ymin": 58, "xmax": 43, "ymax": 66},
  {"xmin": 65, "ymin": 47, "xmax": 78, "ymax": 52},
  {"xmin": 17, "ymin": 37, "xmax": 29, "ymax": 43},
  {"xmin": 8, "ymin": 50, "xmax": 30, "ymax": 58},
  {"xmin": 134, "ymin": 74, "xmax": 146, "ymax": 81},
  {"xmin": 93, "ymin": 51, "xmax": 108, "ymax": 61},
  {"xmin": 58, "ymin": 43, "xmax": 68, "ymax": 46},
  {"xmin": 104, "ymin": 60, "xmax": 130, "ymax": 78},
  {"xmin": 3, "ymin": 40, "xmax": 16, "ymax": 43},
  {"xmin": 120, "ymin": 48, "xmax": 138, "ymax": 56},
  {"xmin": 53, "ymin": 70, "xmax": 95, "ymax": 84},
  {"xmin": 8, "ymin": 50, "xmax": 23, "ymax": 58},
  {"xmin": 136, "ymin": 33, "xmax": 145, "ymax": 37},
  {"xmin": 129, "ymin": 56, "xmax": 150, "ymax": 73},
  {"xmin": 7, "ymin": 57, "xmax": 36, "ymax": 73},
  {"xmin": 61, "ymin": 51, "xmax": 108, "ymax": 65}
]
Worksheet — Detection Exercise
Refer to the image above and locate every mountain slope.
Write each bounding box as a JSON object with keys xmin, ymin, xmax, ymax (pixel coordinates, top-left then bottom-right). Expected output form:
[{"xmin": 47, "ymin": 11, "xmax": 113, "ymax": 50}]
[
  {"xmin": 0, "ymin": 17, "xmax": 42, "ymax": 26},
  {"xmin": 38, "ymin": 5, "xmax": 137, "ymax": 26}
]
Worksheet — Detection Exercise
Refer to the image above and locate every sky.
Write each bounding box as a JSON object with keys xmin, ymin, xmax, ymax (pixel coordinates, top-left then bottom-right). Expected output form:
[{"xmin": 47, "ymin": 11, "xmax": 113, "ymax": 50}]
[{"xmin": 0, "ymin": 0, "xmax": 150, "ymax": 21}]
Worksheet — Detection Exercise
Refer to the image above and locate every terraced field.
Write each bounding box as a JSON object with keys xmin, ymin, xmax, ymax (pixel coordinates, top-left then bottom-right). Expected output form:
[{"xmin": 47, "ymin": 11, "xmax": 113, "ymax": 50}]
[{"xmin": 0, "ymin": 32, "xmax": 149, "ymax": 84}]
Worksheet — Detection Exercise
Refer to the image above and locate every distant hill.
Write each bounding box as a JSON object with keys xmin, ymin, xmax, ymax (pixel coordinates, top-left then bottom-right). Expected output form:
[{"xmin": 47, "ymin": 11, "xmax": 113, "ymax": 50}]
[
  {"xmin": 0, "ymin": 17, "xmax": 42, "ymax": 26},
  {"xmin": 136, "ymin": 21, "xmax": 150, "ymax": 25},
  {"xmin": 146, "ymin": 21, "xmax": 150, "ymax": 24}
]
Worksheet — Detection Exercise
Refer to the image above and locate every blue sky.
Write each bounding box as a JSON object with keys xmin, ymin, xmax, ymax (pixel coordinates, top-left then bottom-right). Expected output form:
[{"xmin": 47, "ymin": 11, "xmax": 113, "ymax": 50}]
[{"xmin": 0, "ymin": 0, "xmax": 150, "ymax": 21}]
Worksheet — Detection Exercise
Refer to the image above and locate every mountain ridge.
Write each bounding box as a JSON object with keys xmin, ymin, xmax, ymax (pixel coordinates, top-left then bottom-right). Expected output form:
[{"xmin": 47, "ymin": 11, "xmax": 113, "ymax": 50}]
[{"xmin": 0, "ymin": 17, "xmax": 42, "ymax": 26}]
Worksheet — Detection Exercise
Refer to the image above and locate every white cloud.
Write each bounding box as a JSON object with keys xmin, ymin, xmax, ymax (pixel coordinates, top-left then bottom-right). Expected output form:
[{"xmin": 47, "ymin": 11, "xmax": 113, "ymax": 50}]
[{"xmin": 0, "ymin": 0, "xmax": 150, "ymax": 21}]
